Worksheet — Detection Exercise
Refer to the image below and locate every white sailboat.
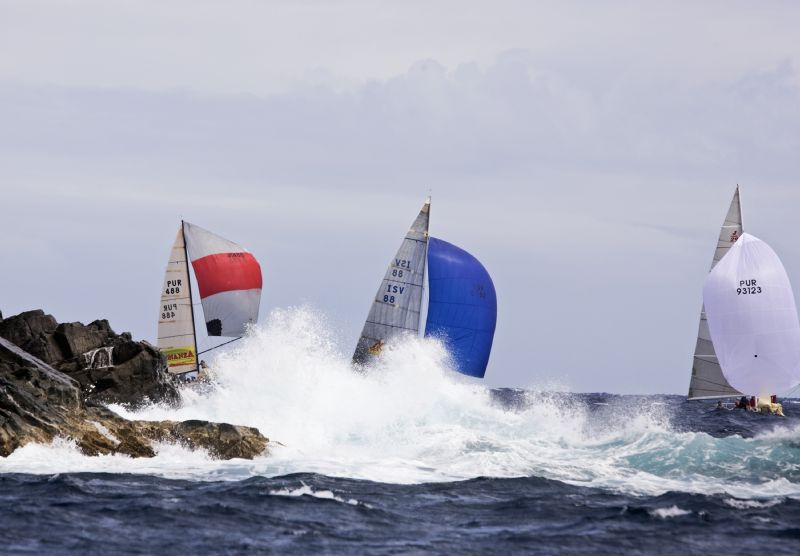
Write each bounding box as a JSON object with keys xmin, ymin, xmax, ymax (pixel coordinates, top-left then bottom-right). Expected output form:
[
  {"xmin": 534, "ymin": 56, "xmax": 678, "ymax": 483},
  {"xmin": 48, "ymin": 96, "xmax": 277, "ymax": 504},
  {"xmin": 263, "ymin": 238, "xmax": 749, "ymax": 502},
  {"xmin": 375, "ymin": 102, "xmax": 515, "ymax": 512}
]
[
  {"xmin": 353, "ymin": 197, "xmax": 497, "ymax": 378},
  {"xmin": 703, "ymin": 232, "xmax": 800, "ymax": 414},
  {"xmin": 157, "ymin": 221, "xmax": 262, "ymax": 378},
  {"xmin": 688, "ymin": 187, "xmax": 744, "ymax": 400}
]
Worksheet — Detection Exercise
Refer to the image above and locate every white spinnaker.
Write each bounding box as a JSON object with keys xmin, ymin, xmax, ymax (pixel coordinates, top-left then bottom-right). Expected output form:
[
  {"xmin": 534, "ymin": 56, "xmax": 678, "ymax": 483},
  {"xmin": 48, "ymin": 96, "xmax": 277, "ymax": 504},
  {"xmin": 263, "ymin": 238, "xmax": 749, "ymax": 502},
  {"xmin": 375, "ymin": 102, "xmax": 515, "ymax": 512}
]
[
  {"xmin": 703, "ymin": 233, "xmax": 800, "ymax": 396},
  {"xmin": 353, "ymin": 198, "xmax": 430, "ymax": 364},
  {"xmin": 688, "ymin": 187, "xmax": 742, "ymax": 399},
  {"xmin": 157, "ymin": 226, "xmax": 197, "ymax": 374}
]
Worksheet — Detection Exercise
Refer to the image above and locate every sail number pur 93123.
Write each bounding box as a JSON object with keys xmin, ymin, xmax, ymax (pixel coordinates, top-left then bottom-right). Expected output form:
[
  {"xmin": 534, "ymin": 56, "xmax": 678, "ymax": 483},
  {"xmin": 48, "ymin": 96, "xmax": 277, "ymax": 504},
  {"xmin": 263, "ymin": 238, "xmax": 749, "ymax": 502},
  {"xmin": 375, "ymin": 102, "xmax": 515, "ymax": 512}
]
[{"xmin": 737, "ymin": 279, "xmax": 762, "ymax": 295}]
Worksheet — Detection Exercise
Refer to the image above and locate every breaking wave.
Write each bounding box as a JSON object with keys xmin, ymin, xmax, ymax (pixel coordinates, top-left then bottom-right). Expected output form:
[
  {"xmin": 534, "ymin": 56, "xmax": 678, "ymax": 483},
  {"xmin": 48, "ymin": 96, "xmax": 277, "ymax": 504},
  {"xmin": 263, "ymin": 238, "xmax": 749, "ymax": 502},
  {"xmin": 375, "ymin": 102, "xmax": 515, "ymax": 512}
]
[{"xmin": 2, "ymin": 306, "xmax": 800, "ymax": 500}]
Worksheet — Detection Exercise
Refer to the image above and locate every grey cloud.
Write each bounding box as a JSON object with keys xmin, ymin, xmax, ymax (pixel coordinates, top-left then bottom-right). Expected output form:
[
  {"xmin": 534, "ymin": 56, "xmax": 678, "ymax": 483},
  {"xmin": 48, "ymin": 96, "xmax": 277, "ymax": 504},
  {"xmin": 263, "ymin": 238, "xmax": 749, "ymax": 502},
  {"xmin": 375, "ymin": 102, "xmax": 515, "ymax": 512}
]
[{"xmin": 1, "ymin": 38, "xmax": 800, "ymax": 393}]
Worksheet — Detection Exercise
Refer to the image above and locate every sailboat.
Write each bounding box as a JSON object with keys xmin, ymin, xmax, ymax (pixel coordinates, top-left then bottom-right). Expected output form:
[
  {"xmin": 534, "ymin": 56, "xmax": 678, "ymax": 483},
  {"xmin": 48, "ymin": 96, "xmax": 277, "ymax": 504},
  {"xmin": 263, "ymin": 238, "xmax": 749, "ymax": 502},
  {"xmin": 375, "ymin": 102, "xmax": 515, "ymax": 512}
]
[
  {"xmin": 703, "ymin": 232, "xmax": 800, "ymax": 414},
  {"xmin": 353, "ymin": 198, "xmax": 497, "ymax": 378},
  {"xmin": 688, "ymin": 187, "xmax": 744, "ymax": 400},
  {"xmin": 157, "ymin": 221, "xmax": 262, "ymax": 378}
]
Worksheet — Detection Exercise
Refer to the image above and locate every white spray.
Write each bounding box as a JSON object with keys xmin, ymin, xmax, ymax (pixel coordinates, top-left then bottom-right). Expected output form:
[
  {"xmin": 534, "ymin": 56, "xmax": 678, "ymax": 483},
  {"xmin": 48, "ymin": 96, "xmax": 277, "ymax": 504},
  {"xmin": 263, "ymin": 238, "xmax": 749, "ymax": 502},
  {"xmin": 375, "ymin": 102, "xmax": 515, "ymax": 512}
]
[{"xmin": 2, "ymin": 306, "xmax": 800, "ymax": 500}]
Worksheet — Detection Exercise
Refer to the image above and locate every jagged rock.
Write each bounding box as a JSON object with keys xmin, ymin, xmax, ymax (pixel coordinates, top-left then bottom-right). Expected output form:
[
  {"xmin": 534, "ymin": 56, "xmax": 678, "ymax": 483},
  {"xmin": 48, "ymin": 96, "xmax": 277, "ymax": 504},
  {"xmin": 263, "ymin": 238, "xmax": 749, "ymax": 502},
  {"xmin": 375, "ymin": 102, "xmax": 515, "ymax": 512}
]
[
  {"xmin": 24, "ymin": 332, "xmax": 67, "ymax": 365},
  {"xmin": 0, "ymin": 310, "xmax": 180, "ymax": 408},
  {"xmin": 131, "ymin": 420, "xmax": 268, "ymax": 459},
  {"xmin": 0, "ymin": 310, "xmax": 61, "ymax": 362},
  {"xmin": 55, "ymin": 321, "xmax": 110, "ymax": 359},
  {"xmin": 0, "ymin": 335, "xmax": 268, "ymax": 459}
]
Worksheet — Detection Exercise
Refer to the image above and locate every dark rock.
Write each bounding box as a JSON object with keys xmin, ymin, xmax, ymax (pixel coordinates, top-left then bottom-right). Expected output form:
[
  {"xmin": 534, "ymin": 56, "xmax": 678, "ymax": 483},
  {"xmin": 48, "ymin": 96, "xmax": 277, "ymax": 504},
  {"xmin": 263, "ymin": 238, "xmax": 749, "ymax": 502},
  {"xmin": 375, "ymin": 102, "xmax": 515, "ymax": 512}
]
[
  {"xmin": 82, "ymin": 339, "xmax": 179, "ymax": 408},
  {"xmin": 0, "ymin": 310, "xmax": 180, "ymax": 408},
  {"xmin": 25, "ymin": 333, "xmax": 68, "ymax": 364},
  {"xmin": 0, "ymin": 335, "xmax": 268, "ymax": 459},
  {"xmin": 112, "ymin": 337, "xmax": 143, "ymax": 364},
  {"xmin": 55, "ymin": 321, "xmax": 109, "ymax": 360},
  {"xmin": 88, "ymin": 319, "xmax": 114, "ymax": 337},
  {"xmin": 0, "ymin": 310, "xmax": 59, "ymax": 360}
]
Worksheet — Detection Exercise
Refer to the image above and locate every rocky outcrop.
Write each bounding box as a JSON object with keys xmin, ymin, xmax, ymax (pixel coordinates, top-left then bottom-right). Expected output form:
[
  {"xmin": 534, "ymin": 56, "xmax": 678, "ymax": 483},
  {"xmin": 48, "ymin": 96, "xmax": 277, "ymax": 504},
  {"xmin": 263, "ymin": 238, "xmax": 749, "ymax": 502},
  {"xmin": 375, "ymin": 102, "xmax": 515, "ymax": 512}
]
[
  {"xmin": 0, "ymin": 334, "xmax": 268, "ymax": 459},
  {"xmin": 0, "ymin": 310, "xmax": 179, "ymax": 408}
]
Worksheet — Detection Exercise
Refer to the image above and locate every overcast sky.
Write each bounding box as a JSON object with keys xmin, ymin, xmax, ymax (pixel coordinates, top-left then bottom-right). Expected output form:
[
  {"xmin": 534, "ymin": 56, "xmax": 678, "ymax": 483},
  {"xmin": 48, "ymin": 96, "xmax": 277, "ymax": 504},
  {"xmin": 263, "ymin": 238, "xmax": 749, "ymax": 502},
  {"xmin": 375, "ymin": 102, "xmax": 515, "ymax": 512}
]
[{"xmin": 1, "ymin": 1, "xmax": 799, "ymax": 392}]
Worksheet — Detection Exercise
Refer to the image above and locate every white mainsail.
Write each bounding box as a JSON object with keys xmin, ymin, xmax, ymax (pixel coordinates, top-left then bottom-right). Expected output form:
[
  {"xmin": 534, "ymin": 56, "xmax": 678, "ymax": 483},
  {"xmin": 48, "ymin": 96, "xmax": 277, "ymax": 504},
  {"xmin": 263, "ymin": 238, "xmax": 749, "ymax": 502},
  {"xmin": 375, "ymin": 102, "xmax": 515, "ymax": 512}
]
[
  {"xmin": 703, "ymin": 233, "xmax": 800, "ymax": 396},
  {"xmin": 157, "ymin": 226, "xmax": 198, "ymax": 374},
  {"xmin": 353, "ymin": 198, "xmax": 430, "ymax": 364},
  {"xmin": 688, "ymin": 188, "xmax": 743, "ymax": 399}
]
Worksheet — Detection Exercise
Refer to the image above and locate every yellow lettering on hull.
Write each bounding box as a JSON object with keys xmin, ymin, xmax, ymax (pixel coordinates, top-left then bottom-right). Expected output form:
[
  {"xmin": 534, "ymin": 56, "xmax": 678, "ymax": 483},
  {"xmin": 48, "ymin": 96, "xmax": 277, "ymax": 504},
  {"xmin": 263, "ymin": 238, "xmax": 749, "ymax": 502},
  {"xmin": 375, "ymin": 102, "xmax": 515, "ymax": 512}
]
[{"xmin": 161, "ymin": 345, "xmax": 197, "ymax": 371}]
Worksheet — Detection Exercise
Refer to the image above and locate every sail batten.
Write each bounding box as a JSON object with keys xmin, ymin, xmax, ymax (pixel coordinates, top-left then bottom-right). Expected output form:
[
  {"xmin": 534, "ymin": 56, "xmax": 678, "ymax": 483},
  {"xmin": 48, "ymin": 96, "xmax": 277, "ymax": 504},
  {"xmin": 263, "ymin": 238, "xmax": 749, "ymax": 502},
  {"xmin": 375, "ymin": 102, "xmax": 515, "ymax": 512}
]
[
  {"xmin": 353, "ymin": 199, "xmax": 430, "ymax": 364},
  {"xmin": 688, "ymin": 187, "xmax": 743, "ymax": 400}
]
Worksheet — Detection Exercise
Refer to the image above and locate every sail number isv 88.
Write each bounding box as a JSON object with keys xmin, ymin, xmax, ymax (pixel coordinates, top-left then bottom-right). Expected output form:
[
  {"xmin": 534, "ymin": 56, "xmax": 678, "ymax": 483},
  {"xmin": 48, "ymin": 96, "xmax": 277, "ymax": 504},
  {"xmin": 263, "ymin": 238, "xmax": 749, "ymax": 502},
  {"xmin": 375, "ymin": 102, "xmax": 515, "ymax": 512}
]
[{"xmin": 383, "ymin": 284, "xmax": 406, "ymax": 304}]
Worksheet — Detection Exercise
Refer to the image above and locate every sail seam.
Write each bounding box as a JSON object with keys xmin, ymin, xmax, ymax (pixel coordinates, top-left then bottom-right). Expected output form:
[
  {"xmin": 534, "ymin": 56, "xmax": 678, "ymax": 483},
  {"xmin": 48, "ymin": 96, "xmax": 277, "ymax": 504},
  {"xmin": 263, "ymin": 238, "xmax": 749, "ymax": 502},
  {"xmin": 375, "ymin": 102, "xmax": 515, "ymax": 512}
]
[
  {"xmin": 378, "ymin": 279, "xmax": 423, "ymax": 288},
  {"xmin": 364, "ymin": 321, "xmax": 419, "ymax": 331}
]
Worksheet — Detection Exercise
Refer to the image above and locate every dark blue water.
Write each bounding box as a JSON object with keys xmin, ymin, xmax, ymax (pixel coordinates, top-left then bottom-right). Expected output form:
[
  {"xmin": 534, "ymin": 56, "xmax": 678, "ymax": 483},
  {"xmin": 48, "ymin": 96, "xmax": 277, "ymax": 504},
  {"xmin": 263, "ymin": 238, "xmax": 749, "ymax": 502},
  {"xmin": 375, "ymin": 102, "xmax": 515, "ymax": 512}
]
[{"xmin": 1, "ymin": 393, "xmax": 799, "ymax": 555}]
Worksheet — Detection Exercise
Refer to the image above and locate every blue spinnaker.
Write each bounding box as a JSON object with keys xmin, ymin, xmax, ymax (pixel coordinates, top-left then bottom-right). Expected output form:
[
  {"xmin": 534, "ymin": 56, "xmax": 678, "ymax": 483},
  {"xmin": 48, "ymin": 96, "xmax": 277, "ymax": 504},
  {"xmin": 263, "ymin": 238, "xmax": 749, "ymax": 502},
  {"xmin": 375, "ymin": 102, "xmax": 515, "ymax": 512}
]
[{"xmin": 424, "ymin": 237, "xmax": 497, "ymax": 378}]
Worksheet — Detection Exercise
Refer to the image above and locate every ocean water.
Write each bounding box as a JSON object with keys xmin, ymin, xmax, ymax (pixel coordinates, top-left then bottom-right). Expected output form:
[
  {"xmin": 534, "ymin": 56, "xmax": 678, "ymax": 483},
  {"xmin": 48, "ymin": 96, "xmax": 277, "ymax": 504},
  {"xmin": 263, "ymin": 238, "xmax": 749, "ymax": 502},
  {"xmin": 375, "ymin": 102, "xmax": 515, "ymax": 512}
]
[{"xmin": 1, "ymin": 307, "xmax": 799, "ymax": 554}]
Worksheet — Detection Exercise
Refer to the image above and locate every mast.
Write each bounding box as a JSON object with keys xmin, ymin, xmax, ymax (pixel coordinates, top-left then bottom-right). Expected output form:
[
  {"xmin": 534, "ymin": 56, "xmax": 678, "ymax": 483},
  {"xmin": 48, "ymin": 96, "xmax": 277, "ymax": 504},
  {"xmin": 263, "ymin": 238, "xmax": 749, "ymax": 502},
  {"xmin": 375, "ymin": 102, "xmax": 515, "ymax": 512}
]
[
  {"xmin": 419, "ymin": 195, "xmax": 431, "ymax": 336},
  {"xmin": 687, "ymin": 186, "xmax": 743, "ymax": 400},
  {"xmin": 736, "ymin": 184, "xmax": 742, "ymax": 232},
  {"xmin": 181, "ymin": 220, "xmax": 200, "ymax": 372}
]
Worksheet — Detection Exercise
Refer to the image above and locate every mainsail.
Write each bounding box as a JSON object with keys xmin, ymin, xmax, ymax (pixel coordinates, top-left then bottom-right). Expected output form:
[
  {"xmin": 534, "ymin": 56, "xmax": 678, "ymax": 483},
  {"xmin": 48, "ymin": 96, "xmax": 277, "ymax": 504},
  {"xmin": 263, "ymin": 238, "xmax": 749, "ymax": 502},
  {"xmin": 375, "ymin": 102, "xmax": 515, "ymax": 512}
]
[
  {"xmin": 157, "ymin": 226, "xmax": 198, "ymax": 374},
  {"xmin": 353, "ymin": 198, "xmax": 430, "ymax": 365},
  {"xmin": 703, "ymin": 233, "xmax": 800, "ymax": 396},
  {"xmin": 688, "ymin": 187, "xmax": 743, "ymax": 399},
  {"xmin": 157, "ymin": 222, "xmax": 262, "ymax": 374},
  {"xmin": 424, "ymin": 237, "xmax": 497, "ymax": 378}
]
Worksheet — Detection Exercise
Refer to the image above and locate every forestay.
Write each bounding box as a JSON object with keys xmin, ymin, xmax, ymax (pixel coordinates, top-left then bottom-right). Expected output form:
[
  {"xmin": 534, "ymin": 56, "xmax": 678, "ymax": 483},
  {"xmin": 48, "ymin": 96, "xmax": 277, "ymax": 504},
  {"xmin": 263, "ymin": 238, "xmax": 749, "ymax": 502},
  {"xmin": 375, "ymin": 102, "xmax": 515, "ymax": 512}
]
[
  {"xmin": 703, "ymin": 233, "xmax": 800, "ymax": 396},
  {"xmin": 688, "ymin": 187, "xmax": 743, "ymax": 399},
  {"xmin": 157, "ymin": 227, "xmax": 197, "ymax": 374},
  {"xmin": 183, "ymin": 222, "xmax": 262, "ymax": 337},
  {"xmin": 353, "ymin": 198, "xmax": 430, "ymax": 365},
  {"xmin": 424, "ymin": 238, "xmax": 497, "ymax": 378}
]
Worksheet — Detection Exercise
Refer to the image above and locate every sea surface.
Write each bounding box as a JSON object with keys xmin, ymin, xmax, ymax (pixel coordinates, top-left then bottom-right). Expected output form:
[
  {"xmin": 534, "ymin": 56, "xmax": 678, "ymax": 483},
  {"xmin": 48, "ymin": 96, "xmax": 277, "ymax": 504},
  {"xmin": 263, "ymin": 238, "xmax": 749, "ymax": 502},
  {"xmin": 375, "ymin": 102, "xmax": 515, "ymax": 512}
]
[{"xmin": 2, "ymin": 308, "xmax": 800, "ymax": 554}]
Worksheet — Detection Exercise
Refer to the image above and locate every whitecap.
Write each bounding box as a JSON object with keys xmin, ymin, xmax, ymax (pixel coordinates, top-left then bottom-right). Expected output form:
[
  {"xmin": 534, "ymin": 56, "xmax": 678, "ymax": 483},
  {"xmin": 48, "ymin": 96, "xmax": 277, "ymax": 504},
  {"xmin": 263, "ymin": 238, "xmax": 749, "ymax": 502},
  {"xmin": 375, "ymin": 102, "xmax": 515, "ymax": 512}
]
[{"xmin": 649, "ymin": 506, "xmax": 691, "ymax": 519}]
